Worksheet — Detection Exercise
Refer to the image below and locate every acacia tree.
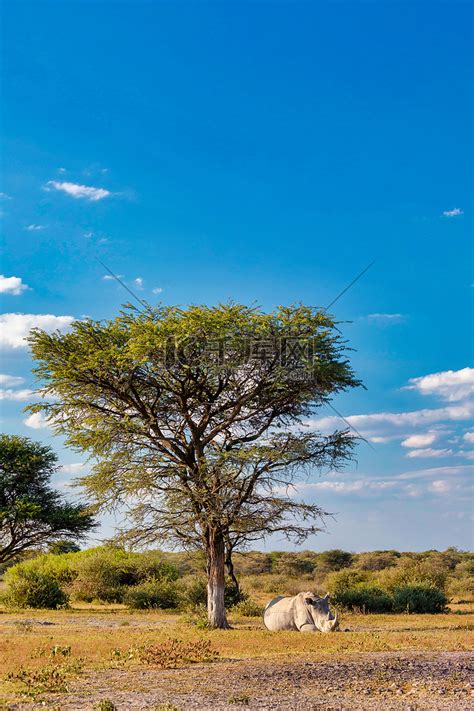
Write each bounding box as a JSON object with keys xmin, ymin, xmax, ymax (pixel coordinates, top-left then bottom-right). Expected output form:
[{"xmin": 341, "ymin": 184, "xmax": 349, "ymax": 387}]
[
  {"xmin": 28, "ymin": 303, "xmax": 360, "ymax": 628},
  {"xmin": 0, "ymin": 435, "xmax": 95, "ymax": 564}
]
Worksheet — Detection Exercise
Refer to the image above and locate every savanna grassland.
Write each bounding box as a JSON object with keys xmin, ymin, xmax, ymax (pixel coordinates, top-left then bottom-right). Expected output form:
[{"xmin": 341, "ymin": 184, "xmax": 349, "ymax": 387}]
[{"xmin": 1, "ymin": 547, "xmax": 473, "ymax": 709}]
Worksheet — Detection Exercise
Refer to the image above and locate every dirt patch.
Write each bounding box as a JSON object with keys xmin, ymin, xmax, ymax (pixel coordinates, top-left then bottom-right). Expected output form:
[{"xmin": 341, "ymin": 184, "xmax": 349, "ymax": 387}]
[{"xmin": 15, "ymin": 650, "xmax": 473, "ymax": 710}]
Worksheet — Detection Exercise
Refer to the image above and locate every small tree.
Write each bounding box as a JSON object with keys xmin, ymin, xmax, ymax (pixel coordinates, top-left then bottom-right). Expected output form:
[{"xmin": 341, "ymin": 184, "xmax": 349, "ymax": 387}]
[
  {"xmin": 0, "ymin": 435, "xmax": 95, "ymax": 565},
  {"xmin": 28, "ymin": 302, "xmax": 360, "ymax": 628}
]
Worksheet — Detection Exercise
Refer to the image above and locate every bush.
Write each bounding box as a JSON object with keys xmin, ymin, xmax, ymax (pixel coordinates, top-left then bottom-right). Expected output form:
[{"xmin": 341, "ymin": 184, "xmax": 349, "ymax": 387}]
[
  {"xmin": 355, "ymin": 551, "xmax": 399, "ymax": 571},
  {"xmin": 392, "ymin": 585, "xmax": 448, "ymax": 614},
  {"xmin": 317, "ymin": 549, "xmax": 354, "ymax": 572},
  {"xmin": 233, "ymin": 598, "xmax": 263, "ymax": 617},
  {"xmin": 325, "ymin": 569, "xmax": 369, "ymax": 595},
  {"xmin": 376, "ymin": 558, "xmax": 448, "ymax": 593},
  {"xmin": 123, "ymin": 579, "xmax": 181, "ymax": 609},
  {"xmin": 332, "ymin": 585, "xmax": 392, "ymax": 613},
  {"xmin": 2, "ymin": 569, "xmax": 68, "ymax": 609},
  {"xmin": 69, "ymin": 552, "xmax": 126, "ymax": 603}
]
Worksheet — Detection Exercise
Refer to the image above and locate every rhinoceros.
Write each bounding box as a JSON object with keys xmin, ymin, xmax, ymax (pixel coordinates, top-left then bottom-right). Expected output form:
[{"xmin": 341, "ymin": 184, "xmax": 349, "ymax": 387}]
[{"xmin": 263, "ymin": 592, "xmax": 338, "ymax": 632}]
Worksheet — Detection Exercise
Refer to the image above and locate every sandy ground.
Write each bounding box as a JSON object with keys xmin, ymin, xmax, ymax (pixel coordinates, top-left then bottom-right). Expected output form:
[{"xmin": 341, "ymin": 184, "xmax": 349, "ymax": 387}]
[{"xmin": 7, "ymin": 650, "xmax": 472, "ymax": 710}]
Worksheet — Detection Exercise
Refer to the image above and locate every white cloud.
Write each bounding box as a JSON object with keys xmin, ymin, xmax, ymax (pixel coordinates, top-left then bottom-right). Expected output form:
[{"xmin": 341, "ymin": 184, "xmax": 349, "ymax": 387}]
[
  {"xmin": 406, "ymin": 367, "xmax": 474, "ymax": 402},
  {"xmin": 442, "ymin": 208, "xmax": 463, "ymax": 217},
  {"xmin": 0, "ymin": 374, "xmax": 24, "ymax": 386},
  {"xmin": 23, "ymin": 412, "xmax": 49, "ymax": 429},
  {"xmin": 133, "ymin": 277, "xmax": 144, "ymax": 289},
  {"xmin": 288, "ymin": 479, "xmax": 396, "ymax": 495},
  {"xmin": 26, "ymin": 224, "xmax": 46, "ymax": 231},
  {"xmin": 103, "ymin": 274, "xmax": 123, "ymax": 281},
  {"xmin": 405, "ymin": 447, "xmax": 453, "ymax": 459},
  {"xmin": 0, "ymin": 313, "xmax": 74, "ymax": 349},
  {"xmin": 152, "ymin": 287, "xmax": 163, "ymax": 295},
  {"xmin": 395, "ymin": 464, "xmax": 472, "ymax": 481},
  {"xmin": 60, "ymin": 463, "xmax": 88, "ymax": 475},
  {"xmin": 463, "ymin": 432, "xmax": 474, "ymax": 443},
  {"xmin": 0, "ymin": 388, "xmax": 34, "ymax": 401},
  {"xmin": 0, "ymin": 192, "xmax": 12, "ymax": 199},
  {"xmin": 364, "ymin": 313, "xmax": 405, "ymax": 324},
  {"xmin": 429, "ymin": 480, "xmax": 452, "ymax": 494},
  {"xmin": 401, "ymin": 433, "xmax": 438, "ymax": 448},
  {"xmin": 44, "ymin": 180, "xmax": 111, "ymax": 201},
  {"xmin": 311, "ymin": 402, "xmax": 474, "ymax": 437},
  {"xmin": 0, "ymin": 275, "xmax": 29, "ymax": 295},
  {"xmin": 58, "ymin": 167, "xmax": 67, "ymax": 173}
]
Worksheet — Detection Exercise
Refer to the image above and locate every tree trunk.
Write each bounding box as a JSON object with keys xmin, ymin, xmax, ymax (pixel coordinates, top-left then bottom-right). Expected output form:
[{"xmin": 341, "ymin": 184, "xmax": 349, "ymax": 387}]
[
  {"xmin": 225, "ymin": 544, "xmax": 240, "ymax": 603},
  {"xmin": 206, "ymin": 529, "xmax": 230, "ymax": 629}
]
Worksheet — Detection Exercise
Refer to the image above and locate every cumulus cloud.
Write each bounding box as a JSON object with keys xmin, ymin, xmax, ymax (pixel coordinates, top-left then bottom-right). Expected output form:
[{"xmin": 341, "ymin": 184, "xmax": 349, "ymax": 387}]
[
  {"xmin": 152, "ymin": 287, "xmax": 163, "ymax": 295},
  {"xmin": 0, "ymin": 374, "xmax": 24, "ymax": 386},
  {"xmin": 406, "ymin": 367, "xmax": 474, "ymax": 402},
  {"xmin": 401, "ymin": 433, "xmax": 438, "ymax": 448},
  {"xmin": 133, "ymin": 277, "xmax": 144, "ymax": 289},
  {"xmin": 44, "ymin": 180, "xmax": 111, "ymax": 201},
  {"xmin": 442, "ymin": 208, "xmax": 463, "ymax": 217},
  {"xmin": 463, "ymin": 432, "xmax": 474, "ymax": 443},
  {"xmin": 0, "ymin": 388, "xmax": 34, "ymax": 401},
  {"xmin": 26, "ymin": 224, "xmax": 46, "ymax": 231},
  {"xmin": 0, "ymin": 313, "xmax": 74, "ymax": 349},
  {"xmin": 0, "ymin": 275, "xmax": 29, "ymax": 295},
  {"xmin": 23, "ymin": 412, "xmax": 49, "ymax": 429},
  {"xmin": 60, "ymin": 463, "xmax": 88, "ymax": 475},
  {"xmin": 429, "ymin": 480, "xmax": 453, "ymax": 493},
  {"xmin": 405, "ymin": 447, "xmax": 453, "ymax": 459}
]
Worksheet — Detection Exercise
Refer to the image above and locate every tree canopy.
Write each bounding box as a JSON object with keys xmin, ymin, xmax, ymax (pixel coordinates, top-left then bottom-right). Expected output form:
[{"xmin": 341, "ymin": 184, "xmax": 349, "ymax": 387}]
[
  {"xmin": 0, "ymin": 435, "xmax": 95, "ymax": 565},
  {"xmin": 28, "ymin": 302, "xmax": 360, "ymax": 627}
]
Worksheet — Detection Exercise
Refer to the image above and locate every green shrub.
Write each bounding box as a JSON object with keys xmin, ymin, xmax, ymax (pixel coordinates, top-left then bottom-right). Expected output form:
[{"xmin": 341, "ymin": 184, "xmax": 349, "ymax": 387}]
[
  {"xmin": 325, "ymin": 568, "xmax": 369, "ymax": 595},
  {"xmin": 376, "ymin": 558, "xmax": 448, "ymax": 592},
  {"xmin": 392, "ymin": 585, "xmax": 448, "ymax": 614},
  {"xmin": 233, "ymin": 598, "xmax": 263, "ymax": 617},
  {"xmin": 123, "ymin": 579, "xmax": 181, "ymax": 609},
  {"xmin": 317, "ymin": 549, "xmax": 353, "ymax": 571},
  {"xmin": 355, "ymin": 551, "xmax": 399, "ymax": 571},
  {"xmin": 332, "ymin": 584, "xmax": 392, "ymax": 613},
  {"xmin": 2, "ymin": 569, "xmax": 68, "ymax": 609}
]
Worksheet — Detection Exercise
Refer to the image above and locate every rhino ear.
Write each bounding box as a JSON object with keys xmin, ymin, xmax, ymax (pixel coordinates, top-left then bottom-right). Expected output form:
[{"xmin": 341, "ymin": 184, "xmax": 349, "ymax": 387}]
[{"xmin": 324, "ymin": 593, "xmax": 330, "ymax": 600}]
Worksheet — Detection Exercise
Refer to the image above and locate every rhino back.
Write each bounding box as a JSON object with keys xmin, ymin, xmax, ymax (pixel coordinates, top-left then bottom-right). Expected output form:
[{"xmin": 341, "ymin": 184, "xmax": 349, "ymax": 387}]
[{"xmin": 263, "ymin": 595, "xmax": 298, "ymax": 631}]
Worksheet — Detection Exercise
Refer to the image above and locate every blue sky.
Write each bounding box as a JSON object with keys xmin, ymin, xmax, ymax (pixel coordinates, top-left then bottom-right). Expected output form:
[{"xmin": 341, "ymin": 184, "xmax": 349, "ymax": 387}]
[{"xmin": 1, "ymin": 1, "xmax": 472, "ymax": 552}]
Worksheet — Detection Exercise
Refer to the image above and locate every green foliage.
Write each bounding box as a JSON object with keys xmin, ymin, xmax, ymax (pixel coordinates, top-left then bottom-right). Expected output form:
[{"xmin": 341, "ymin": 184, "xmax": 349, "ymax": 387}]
[
  {"xmin": 123, "ymin": 579, "xmax": 181, "ymax": 609},
  {"xmin": 48, "ymin": 540, "xmax": 81, "ymax": 555},
  {"xmin": 354, "ymin": 551, "xmax": 399, "ymax": 571},
  {"xmin": 392, "ymin": 585, "xmax": 448, "ymax": 614},
  {"xmin": 376, "ymin": 558, "xmax": 448, "ymax": 592},
  {"xmin": 233, "ymin": 598, "xmax": 264, "ymax": 617},
  {"xmin": 271, "ymin": 551, "xmax": 317, "ymax": 576},
  {"xmin": 332, "ymin": 585, "xmax": 393, "ymax": 613},
  {"xmin": 317, "ymin": 549, "xmax": 354, "ymax": 571},
  {"xmin": 2, "ymin": 568, "xmax": 68, "ymax": 609},
  {"xmin": 27, "ymin": 302, "xmax": 360, "ymax": 629},
  {"xmin": 325, "ymin": 568, "xmax": 369, "ymax": 595},
  {"xmin": 0, "ymin": 435, "xmax": 95, "ymax": 565},
  {"xmin": 94, "ymin": 701, "xmax": 117, "ymax": 711}
]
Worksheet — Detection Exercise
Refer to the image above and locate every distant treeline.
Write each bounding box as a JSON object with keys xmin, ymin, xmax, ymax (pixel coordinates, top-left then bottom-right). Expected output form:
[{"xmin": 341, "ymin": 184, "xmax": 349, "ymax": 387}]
[{"xmin": 1, "ymin": 546, "xmax": 472, "ymax": 614}]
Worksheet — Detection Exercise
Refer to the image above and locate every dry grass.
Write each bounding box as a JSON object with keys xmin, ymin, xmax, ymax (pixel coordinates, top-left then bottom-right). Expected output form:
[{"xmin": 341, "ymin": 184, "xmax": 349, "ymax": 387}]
[{"xmin": 0, "ymin": 602, "xmax": 472, "ymax": 704}]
